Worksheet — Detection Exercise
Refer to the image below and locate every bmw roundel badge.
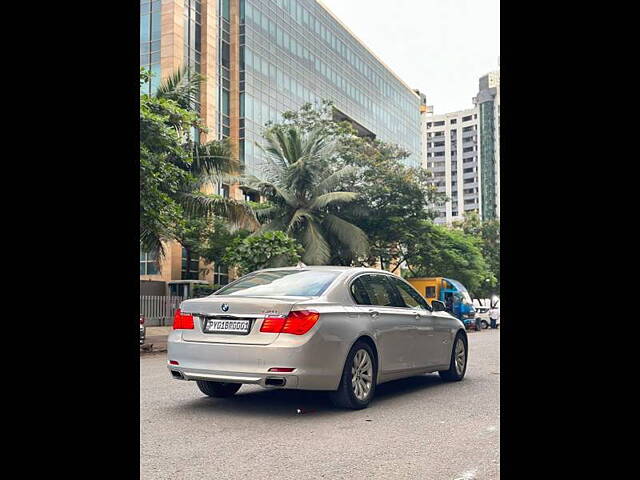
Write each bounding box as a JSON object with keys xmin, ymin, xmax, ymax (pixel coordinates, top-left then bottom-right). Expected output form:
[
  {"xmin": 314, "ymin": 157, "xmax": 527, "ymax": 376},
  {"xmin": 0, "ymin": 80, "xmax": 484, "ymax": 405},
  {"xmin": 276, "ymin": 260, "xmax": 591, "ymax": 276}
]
[{"xmin": 221, "ymin": 303, "xmax": 230, "ymax": 312}]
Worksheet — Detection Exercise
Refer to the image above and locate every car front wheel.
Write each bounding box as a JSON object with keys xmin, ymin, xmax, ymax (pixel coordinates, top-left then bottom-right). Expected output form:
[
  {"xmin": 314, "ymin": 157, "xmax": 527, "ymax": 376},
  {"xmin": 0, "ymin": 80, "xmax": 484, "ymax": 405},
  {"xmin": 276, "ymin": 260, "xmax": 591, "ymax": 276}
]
[
  {"xmin": 481, "ymin": 320, "xmax": 489, "ymax": 329},
  {"xmin": 330, "ymin": 341, "xmax": 377, "ymax": 410},
  {"xmin": 196, "ymin": 381, "xmax": 242, "ymax": 398}
]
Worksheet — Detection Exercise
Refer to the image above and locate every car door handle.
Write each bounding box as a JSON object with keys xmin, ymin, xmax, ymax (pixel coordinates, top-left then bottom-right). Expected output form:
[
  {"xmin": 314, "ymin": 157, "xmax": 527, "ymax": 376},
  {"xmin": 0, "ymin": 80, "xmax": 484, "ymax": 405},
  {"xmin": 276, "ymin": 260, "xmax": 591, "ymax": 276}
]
[{"xmin": 368, "ymin": 309, "xmax": 379, "ymax": 318}]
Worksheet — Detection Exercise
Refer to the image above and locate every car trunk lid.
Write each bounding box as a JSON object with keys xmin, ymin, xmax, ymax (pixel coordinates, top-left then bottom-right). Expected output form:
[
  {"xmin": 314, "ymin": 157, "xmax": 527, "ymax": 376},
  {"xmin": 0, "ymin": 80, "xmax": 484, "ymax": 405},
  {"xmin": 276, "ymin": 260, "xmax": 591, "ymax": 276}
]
[{"xmin": 178, "ymin": 295, "xmax": 311, "ymax": 345}]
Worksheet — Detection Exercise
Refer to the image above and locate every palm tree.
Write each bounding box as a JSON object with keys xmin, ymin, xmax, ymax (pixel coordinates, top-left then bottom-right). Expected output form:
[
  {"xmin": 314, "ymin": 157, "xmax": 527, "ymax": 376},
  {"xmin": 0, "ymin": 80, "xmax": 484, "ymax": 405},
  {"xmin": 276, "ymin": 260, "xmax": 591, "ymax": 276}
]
[
  {"xmin": 140, "ymin": 67, "xmax": 258, "ymax": 259},
  {"xmin": 247, "ymin": 126, "xmax": 368, "ymax": 265}
]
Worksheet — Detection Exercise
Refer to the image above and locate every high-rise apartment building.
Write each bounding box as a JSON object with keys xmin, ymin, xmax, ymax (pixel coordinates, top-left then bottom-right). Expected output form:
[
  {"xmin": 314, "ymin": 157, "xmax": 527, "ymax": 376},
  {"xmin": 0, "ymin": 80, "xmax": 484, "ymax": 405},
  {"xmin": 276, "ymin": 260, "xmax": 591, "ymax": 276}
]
[
  {"xmin": 140, "ymin": 0, "xmax": 423, "ymax": 286},
  {"xmin": 473, "ymin": 70, "xmax": 500, "ymax": 220},
  {"xmin": 422, "ymin": 108, "xmax": 481, "ymax": 224},
  {"xmin": 421, "ymin": 68, "xmax": 500, "ymax": 225}
]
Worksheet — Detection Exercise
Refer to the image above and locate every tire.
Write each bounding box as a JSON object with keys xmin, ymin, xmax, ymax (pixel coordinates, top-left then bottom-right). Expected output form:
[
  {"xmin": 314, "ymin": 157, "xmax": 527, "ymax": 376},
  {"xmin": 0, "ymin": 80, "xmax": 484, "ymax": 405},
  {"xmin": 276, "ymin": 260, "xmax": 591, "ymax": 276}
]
[
  {"xmin": 439, "ymin": 332, "xmax": 468, "ymax": 382},
  {"xmin": 481, "ymin": 320, "xmax": 489, "ymax": 329},
  {"xmin": 196, "ymin": 381, "xmax": 242, "ymax": 398},
  {"xmin": 330, "ymin": 340, "xmax": 377, "ymax": 410}
]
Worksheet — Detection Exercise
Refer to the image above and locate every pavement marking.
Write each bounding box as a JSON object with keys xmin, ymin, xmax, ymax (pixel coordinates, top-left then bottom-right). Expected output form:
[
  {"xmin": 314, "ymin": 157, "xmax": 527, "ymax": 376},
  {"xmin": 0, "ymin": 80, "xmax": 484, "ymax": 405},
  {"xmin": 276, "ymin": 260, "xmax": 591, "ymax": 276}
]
[{"xmin": 454, "ymin": 468, "xmax": 477, "ymax": 480}]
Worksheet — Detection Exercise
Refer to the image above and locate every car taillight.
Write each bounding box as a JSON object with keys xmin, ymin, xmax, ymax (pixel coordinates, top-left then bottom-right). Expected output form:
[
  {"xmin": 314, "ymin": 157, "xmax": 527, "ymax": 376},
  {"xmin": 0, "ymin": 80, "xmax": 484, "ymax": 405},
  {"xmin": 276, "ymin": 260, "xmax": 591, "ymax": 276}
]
[
  {"xmin": 260, "ymin": 316, "xmax": 286, "ymax": 333},
  {"xmin": 260, "ymin": 310, "xmax": 319, "ymax": 335},
  {"xmin": 173, "ymin": 309, "xmax": 194, "ymax": 330},
  {"xmin": 140, "ymin": 315, "xmax": 145, "ymax": 325}
]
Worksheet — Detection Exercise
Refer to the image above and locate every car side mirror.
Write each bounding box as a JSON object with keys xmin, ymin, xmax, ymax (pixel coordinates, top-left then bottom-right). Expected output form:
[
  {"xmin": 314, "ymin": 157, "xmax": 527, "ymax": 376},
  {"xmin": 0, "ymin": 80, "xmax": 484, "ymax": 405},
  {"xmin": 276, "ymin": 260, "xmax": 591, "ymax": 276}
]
[{"xmin": 431, "ymin": 300, "xmax": 446, "ymax": 312}]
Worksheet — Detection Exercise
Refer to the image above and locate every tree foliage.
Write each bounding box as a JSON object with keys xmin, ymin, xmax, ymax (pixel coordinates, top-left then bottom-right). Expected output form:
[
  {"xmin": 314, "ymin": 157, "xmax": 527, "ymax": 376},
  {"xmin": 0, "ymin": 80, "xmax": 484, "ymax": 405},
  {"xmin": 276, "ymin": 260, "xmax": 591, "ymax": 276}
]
[
  {"xmin": 261, "ymin": 101, "xmax": 445, "ymax": 267},
  {"xmin": 140, "ymin": 67, "xmax": 257, "ymax": 259},
  {"xmin": 245, "ymin": 124, "xmax": 368, "ymax": 264},
  {"xmin": 452, "ymin": 212, "xmax": 500, "ymax": 297},
  {"xmin": 223, "ymin": 231, "xmax": 303, "ymax": 276},
  {"xmin": 140, "ymin": 80, "xmax": 199, "ymax": 256},
  {"xmin": 404, "ymin": 221, "xmax": 497, "ymax": 298}
]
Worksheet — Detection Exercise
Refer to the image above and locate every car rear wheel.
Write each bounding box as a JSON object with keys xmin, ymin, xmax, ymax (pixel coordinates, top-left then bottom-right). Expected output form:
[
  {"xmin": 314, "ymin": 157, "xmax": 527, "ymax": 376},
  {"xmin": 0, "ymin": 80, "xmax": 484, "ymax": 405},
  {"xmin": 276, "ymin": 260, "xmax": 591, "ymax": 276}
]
[
  {"xmin": 481, "ymin": 320, "xmax": 489, "ymax": 329},
  {"xmin": 439, "ymin": 333, "xmax": 467, "ymax": 382},
  {"xmin": 330, "ymin": 341, "xmax": 376, "ymax": 410},
  {"xmin": 196, "ymin": 381, "xmax": 242, "ymax": 398}
]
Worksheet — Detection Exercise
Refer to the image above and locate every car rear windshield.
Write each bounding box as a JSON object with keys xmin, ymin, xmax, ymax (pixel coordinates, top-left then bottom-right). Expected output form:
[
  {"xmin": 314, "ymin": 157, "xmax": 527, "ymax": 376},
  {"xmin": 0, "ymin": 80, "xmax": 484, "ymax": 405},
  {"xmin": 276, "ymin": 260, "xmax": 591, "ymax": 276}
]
[{"xmin": 214, "ymin": 270, "xmax": 341, "ymax": 297}]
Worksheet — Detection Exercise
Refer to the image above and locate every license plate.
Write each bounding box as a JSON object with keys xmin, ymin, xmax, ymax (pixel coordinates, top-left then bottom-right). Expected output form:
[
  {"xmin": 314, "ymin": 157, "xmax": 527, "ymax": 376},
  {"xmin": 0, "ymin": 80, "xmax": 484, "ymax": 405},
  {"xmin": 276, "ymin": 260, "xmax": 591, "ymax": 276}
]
[{"xmin": 203, "ymin": 318, "xmax": 251, "ymax": 334}]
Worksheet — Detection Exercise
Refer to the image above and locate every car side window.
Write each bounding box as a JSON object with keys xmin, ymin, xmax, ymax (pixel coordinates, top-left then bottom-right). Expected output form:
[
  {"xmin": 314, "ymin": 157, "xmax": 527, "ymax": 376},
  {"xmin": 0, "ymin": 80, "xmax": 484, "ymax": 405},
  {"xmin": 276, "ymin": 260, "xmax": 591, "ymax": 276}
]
[
  {"xmin": 360, "ymin": 275, "xmax": 403, "ymax": 307},
  {"xmin": 351, "ymin": 277, "xmax": 372, "ymax": 305},
  {"xmin": 389, "ymin": 277, "xmax": 431, "ymax": 311}
]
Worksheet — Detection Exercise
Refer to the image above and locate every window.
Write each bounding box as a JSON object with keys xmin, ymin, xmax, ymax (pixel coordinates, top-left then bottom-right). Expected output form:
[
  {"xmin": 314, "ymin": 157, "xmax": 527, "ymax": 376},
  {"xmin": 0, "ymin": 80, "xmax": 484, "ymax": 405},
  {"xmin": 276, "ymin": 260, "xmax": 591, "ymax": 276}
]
[
  {"xmin": 425, "ymin": 286, "xmax": 436, "ymax": 298},
  {"xmin": 351, "ymin": 277, "xmax": 372, "ymax": 305},
  {"xmin": 387, "ymin": 276, "xmax": 430, "ymax": 310},
  {"xmin": 434, "ymin": 121, "xmax": 445, "ymax": 126},
  {"xmin": 216, "ymin": 270, "xmax": 340, "ymax": 297},
  {"xmin": 353, "ymin": 275, "xmax": 403, "ymax": 307},
  {"xmin": 462, "ymin": 115, "xmax": 472, "ymax": 122},
  {"xmin": 140, "ymin": 250, "xmax": 159, "ymax": 275},
  {"xmin": 181, "ymin": 248, "xmax": 200, "ymax": 280},
  {"xmin": 450, "ymin": 119, "xmax": 457, "ymax": 124},
  {"xmin": 213, "ymin": 264, "xmax": 229, "ymax": 286}
]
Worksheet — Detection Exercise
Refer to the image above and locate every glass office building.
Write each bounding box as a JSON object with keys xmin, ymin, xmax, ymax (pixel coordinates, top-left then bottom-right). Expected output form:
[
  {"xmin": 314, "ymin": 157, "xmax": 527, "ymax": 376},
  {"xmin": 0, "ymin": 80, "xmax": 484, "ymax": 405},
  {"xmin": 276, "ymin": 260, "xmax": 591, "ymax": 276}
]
[
  {"xmin": 139, "ymin": 0, "xmax": 422, "ymax": 282},
  {"xmin": 240, "ymin": 0, "xmax": 421, "ymax": 175},
  {"xmin": 139, "ymin": 0, "xmax": 162, "ymax": 94},
  {"xmin": 473, "ymin": 71, "xmax": 500, "ymax": 220},
  {"xmin": 140, "ymin": 0, "xmax": 421, "ymax": 174}
]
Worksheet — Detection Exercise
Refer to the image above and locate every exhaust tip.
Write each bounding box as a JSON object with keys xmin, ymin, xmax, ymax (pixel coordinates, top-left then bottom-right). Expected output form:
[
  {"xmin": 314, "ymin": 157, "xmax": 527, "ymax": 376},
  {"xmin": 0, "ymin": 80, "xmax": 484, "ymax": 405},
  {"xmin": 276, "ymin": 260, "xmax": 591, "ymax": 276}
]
[
  {"xmin": 170, "ymin": 370, "xmax": 185, "ymax": 380},
  {"xmin": 265, "ymin": 377, "xmax": 286, "ymax": 387}
]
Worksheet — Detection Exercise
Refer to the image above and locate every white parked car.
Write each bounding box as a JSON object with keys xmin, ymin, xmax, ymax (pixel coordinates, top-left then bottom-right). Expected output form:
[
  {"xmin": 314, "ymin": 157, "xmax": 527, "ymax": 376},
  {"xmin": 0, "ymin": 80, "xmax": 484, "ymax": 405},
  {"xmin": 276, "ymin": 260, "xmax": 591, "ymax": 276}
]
[{"xmin": 475, "ymin": 305, "xmax": 500, "ymax": 329}]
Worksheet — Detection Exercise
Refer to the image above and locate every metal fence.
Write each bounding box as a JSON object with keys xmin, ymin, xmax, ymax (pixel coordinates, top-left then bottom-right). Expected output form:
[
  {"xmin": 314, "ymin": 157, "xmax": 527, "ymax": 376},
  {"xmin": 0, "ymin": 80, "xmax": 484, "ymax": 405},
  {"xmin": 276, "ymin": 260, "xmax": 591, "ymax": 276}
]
[{"xmin": 140, "ymin": 296, "xmax": 184, "ymax": 326}]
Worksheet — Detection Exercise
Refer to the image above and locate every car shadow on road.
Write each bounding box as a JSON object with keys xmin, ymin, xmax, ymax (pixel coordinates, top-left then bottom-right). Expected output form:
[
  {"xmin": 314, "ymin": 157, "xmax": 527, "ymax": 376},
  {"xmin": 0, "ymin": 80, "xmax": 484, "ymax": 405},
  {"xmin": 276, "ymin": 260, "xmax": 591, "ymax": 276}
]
[{"xmin": 167, "ymin": 373, "xmax": 453, "ymax": 419}]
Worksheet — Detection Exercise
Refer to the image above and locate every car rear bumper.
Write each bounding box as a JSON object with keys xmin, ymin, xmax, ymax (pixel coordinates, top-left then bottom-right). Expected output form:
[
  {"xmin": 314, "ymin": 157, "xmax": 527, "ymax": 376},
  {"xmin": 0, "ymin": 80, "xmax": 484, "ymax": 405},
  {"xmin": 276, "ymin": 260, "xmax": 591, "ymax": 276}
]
[{"xmin": 166, "ymin": 330, "xmax": 346, "ymax": 391}]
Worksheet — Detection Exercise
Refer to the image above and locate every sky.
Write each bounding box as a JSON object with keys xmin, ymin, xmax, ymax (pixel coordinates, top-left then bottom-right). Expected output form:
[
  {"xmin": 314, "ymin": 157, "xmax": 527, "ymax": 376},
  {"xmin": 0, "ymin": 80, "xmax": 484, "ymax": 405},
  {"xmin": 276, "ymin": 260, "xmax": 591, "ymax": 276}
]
[{"xmin": 320, "ymin": 0, "xmax": 500, "ymax": 114}]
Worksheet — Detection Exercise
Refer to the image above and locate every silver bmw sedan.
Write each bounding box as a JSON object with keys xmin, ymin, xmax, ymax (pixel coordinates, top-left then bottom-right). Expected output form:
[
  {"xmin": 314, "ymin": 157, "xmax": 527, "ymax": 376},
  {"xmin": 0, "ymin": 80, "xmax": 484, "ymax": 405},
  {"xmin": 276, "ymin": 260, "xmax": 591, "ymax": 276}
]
[{"xmin": 167, "ymin": 266, "xmax": 468, "ymax": 409}]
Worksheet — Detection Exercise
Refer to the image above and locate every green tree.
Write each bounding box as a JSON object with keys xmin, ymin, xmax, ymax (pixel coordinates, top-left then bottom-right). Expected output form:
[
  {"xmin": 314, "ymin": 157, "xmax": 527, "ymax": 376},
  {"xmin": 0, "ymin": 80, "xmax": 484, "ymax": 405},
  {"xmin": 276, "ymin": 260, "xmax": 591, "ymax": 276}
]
[
  {"xmin": 246, "ymin": 126, "xmax": 368, "ymax": 265},
  {"xmin": 452, "ymin": 212, "xmax": 500, "ymax": 297},
  {"xmin": 140, "ymin": 67, "xmax": 256, "ymax": 259},
  {"xmin": 199, "ymin": 217, "xmax": 250, "ymax": 267},
  {"xmin": 405, "ymin": 221, "xmax": 497, "ymax": 298},
  {"xmin": 262, "ymin": 101, "xmax": 445, "ymax": 267},
  {"xmin": 223, "ymin": 231, "xmax": 303, "ymax": 275}
]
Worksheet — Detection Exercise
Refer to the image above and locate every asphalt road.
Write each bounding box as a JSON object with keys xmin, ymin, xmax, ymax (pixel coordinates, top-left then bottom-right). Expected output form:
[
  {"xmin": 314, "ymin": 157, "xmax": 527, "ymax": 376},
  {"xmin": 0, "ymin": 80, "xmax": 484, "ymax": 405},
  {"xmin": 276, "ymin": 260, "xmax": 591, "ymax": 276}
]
[{"xmin": 141, "ymin": 329, "xmax": 500, "ymax": 480}]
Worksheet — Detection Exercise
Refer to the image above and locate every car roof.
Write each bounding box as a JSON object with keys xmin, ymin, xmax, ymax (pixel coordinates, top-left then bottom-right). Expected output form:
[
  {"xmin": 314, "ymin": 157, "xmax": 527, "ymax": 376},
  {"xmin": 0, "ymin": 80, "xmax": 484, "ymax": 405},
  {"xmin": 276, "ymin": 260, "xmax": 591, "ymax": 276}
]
[{"xmin": 257, "ymin": 266, "xmax": 386, "ymax": 273}]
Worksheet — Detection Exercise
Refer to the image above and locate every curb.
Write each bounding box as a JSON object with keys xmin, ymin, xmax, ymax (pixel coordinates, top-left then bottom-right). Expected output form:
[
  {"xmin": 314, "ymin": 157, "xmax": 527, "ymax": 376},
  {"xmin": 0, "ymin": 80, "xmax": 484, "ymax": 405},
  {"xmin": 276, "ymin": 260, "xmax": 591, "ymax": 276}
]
[
  {"xmin": 140, "ymin": 345, "xmax": 167, "ymax": 355},
  {"xmin": 140, "ymin": 336, "xmax": 168, "ymax": 354}
]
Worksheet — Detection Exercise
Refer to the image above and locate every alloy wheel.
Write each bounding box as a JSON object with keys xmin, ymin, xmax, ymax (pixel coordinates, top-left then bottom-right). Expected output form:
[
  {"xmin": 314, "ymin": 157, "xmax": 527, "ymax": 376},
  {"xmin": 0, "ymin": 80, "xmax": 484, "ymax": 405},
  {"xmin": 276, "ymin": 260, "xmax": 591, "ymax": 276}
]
[
  {"xmin": 454, "ymin": 338, "xmax": 466, "ymax": 375},
  {"xmin": 351, "ymin": 349, "xmax": 373, "ymax": 401}
]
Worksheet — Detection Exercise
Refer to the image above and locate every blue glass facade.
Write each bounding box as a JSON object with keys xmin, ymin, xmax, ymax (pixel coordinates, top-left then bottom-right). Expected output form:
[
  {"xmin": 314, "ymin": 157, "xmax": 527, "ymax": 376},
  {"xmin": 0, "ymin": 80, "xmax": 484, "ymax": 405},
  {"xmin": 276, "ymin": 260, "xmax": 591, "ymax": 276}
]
[
  {"xmin": 140, "ymin": 0, "xmax": 421, "ymax": 176},
  {"xmin": 140, "ymin": 0, "xmax": 162, "ymax": 94},
  {"xmin": 240, "ymin": 0, "xmax": 421, "ymax": 175}
]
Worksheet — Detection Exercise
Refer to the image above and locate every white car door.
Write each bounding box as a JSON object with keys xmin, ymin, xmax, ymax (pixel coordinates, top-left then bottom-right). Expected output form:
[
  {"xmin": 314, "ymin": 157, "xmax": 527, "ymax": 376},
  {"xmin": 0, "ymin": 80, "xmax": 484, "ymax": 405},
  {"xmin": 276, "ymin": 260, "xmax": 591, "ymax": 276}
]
[
  {"xmin": 388, "ymin": 276, "xmax": 444, "ymax": 368},
  {"xmin": 350, "ymin": 274, "xmax": 415, "ymax": 373}
]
